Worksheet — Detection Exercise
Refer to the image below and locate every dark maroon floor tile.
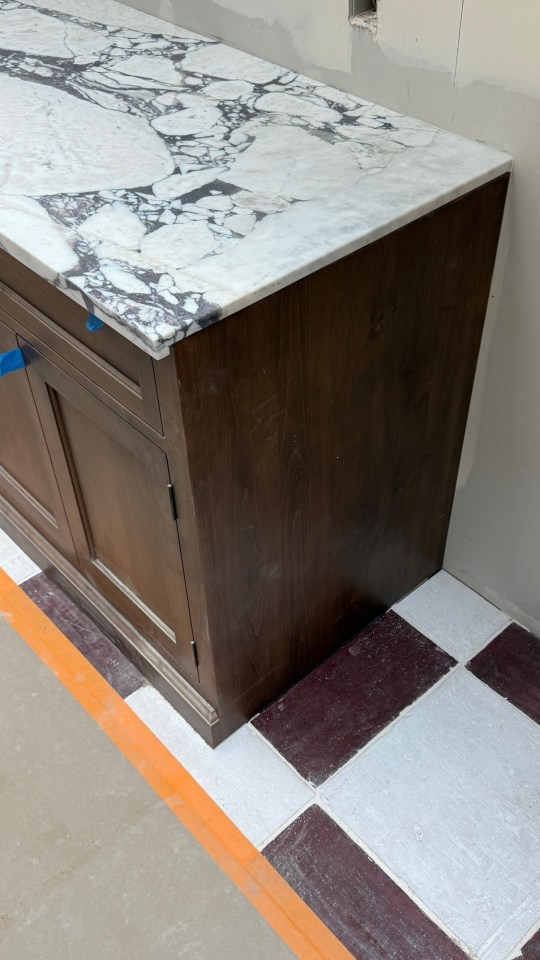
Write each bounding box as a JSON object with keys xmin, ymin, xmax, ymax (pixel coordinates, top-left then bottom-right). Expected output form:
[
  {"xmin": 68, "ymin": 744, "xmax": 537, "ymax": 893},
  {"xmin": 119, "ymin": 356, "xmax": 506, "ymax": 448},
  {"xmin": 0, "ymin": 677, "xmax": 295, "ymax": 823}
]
[
  {"xmin": 21, "ymin": 573, "xmax": 145, "ymax": 698},
  {"xmin": 264, "ymin": 805, "xmax": 468, "ymax": 960},
  {"xmin": 467, "ymin": 622, "xmax": 540, "ymax": 726},
  {"xmin": 252, "ymin": 611, "xmax": 455, "ymax": 785},
  {"xmin": 518, "ymin": 928, "xmax": 540, "ymax": 959}
]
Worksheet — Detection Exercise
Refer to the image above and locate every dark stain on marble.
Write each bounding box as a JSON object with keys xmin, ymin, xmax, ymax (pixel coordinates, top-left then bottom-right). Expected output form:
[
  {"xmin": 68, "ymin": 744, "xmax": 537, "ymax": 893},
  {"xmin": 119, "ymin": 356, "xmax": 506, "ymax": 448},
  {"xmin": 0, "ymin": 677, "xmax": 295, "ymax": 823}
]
[
  {"xmin": 21, "ymin": 572, "xmax": 145, "ymax": 699},
  {"xmin": 518, "ymin": 928, "xmax": 540, "ymax": 959},
  {"xmin": 264, "ymin": 805, "xmax": 468, "ymax": 960},
  {"xmin": 252, "ymin": 611, "xmax": 455, "ymax": 785},
  {"xmin": 467, "ymin": 622, "xmax": 540, "ymax": 726}
]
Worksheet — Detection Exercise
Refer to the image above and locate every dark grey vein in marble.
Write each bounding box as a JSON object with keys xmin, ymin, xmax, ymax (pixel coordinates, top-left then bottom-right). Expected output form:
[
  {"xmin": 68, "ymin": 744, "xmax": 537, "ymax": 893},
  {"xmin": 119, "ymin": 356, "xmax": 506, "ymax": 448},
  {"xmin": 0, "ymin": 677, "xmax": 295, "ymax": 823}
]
[{"xmin": 0, "ymin": 0, "xmax": 512, "ymax": 356}]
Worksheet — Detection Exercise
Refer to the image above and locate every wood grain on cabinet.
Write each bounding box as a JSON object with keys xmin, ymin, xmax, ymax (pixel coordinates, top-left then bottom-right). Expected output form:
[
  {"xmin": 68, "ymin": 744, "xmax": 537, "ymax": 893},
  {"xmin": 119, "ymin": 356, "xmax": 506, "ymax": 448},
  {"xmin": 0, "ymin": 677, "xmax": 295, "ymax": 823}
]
[
  {"xmin": 21, "ymin": 342, "xmax": 198, "ymax": 684},
  {"xmin": 173, "ymin": 175, "xmax": 509, "ymax": 736},
  {"xmin": 0, "ymin": 176, "xmax": 509, "ymax": 744},
  {"xmin": 0, "ymin": 317, "xmax": 77, "ymax": 562},
  {"xmin": 0, "ymin": 251, "xmax": 162, "ymax": 431}
]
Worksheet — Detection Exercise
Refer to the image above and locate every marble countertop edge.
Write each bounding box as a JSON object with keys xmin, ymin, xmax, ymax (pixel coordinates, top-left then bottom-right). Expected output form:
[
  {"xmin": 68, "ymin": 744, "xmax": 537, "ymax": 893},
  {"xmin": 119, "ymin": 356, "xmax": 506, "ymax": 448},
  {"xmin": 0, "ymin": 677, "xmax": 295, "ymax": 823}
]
[
  {"xmin": 0, "ymin": 234, "xmax": 172, "ymax": 359},
  {"xmin": 0, "ymin": 0, "xmax": 513, "ymax": 359},
  {"xmin": 158, "ymin": 153, "xmax": 514, "ymax": 349},
  {"xmin": 0, "ymin": 150, "xmax": 512, "ymax": 361}
]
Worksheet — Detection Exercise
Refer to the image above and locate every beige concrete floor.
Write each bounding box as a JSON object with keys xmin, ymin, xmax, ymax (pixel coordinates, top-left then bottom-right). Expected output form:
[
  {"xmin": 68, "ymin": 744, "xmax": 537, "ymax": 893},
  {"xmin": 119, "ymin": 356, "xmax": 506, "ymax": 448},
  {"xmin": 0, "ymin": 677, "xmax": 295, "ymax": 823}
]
[{"xmin": 0, "ymin": 614, "xmax": 295, "ymax": 960}]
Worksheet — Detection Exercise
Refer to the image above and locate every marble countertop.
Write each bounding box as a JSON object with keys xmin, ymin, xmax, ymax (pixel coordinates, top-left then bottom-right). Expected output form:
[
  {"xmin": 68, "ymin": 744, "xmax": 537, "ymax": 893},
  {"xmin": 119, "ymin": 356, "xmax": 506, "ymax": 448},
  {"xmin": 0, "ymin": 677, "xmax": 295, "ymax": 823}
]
[{"xmin": 0, "ymin": 0, "xmax": 512, "ymax": 358}]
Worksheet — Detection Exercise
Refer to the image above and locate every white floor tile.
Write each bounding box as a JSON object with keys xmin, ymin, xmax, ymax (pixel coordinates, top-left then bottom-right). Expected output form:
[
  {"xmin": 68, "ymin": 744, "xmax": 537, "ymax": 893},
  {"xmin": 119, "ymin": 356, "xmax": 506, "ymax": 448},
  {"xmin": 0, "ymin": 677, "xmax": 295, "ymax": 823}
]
[
  {"xmin": 321, "ymin": 669, "xmax": 540, "ymax": 960},
  {"xmin": 125, "ymin": 686, "xmax": 314, "ymax": 848},
  {"xmin": 0, "ymin": 529, "xmax": 41, "ymax": 584},
  {"xmin": 392, "ymin": 570, "xmax": 510, "ymax": 660}
]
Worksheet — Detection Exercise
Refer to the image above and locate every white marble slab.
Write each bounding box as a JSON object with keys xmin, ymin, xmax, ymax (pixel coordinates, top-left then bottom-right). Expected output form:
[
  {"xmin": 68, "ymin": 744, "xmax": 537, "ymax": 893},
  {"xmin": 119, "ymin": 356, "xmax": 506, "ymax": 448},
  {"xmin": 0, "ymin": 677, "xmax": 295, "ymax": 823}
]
[
  {"xmin": 321, "ymin": 669, "xmax": 540, "ymax": 960},
  {"xmin": 393, "ymin": 570, "xmax": 511, "ymax": 660},
  {"xmin": 125, "ymin": 685, "xmax": 313, "ymax": 848},
  {"xmin": 0, "ymin": 0, "xmax": 511, "ymax": 356}
]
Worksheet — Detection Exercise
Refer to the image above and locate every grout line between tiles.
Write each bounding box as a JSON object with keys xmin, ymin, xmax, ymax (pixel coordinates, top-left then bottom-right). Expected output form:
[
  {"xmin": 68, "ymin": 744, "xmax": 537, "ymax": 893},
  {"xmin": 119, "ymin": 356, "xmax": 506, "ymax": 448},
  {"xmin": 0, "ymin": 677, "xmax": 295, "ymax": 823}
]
[
  {"xmin": 15, "ymin": 556, "xmax": 523, "ymax": 821},
  {"xmin": 315, "ymin": 797, "xmax": 478, "ymax": 959},
  {"xmin": 16, "ymin": 569, "xmax": 43, "ymax": 585},
  {"xmin": 458, "ymin": 622, "xmax": 516, "ymax": 663},
  {"xmin": 0, "ymin": 562, "xmax": 43, "ymax": 586},
  {"xmin": 315, "ymin": 662, "xmax": 462, "ymax": 791},
  {"xmin": 391, "ymin": 601, "xmax": 511, "ymax": 661},
  {"xmin": 251, "ymin": 619, "xmax": 519, "ymax": 802},
  {"xmin": 1, "ymin": 568, "xmax": 357, "ymax": 960},
  {"xmin": 8, "ymin": 551, "xmax": 540, "ymax": 959},
  {"xmin": 0, "ymin": 538, "xmax": 42, "ymax": 584},
  {"xmin": 313, "ymin": 630, "xmax": 535, "ymax": 795},
  {"xmin": 121, "ymin": 699, "xmax": 316, "ymax": 853},
  {"xmin": 248, "ymin": 720, "xmax": 319, "ymax": 784},
  {"xmin": 249, "ymin": 627, "xmax": 508, "ymax": 798},
  {"xmin": 141, "ymin": 641, "xmax": 540, "ymax": 867},
  {"xmin": 10, "ymin": 547, "xmax": 534, "ymax": 960},
  {"xmin": 501, "ymin": 914, "xmax": 540, "ymax": 960},
  {"xmin": 257, "ymin": 797, "xmax": 316, "ymax": 852}
]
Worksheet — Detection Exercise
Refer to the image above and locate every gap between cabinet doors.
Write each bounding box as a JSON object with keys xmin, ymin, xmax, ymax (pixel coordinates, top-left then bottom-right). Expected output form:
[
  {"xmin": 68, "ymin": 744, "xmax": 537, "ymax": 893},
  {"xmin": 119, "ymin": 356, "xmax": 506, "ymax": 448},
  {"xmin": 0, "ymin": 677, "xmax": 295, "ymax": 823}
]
[{"xmin": 18, "ymin": 334, "xmax": 200, "ymax": 686}]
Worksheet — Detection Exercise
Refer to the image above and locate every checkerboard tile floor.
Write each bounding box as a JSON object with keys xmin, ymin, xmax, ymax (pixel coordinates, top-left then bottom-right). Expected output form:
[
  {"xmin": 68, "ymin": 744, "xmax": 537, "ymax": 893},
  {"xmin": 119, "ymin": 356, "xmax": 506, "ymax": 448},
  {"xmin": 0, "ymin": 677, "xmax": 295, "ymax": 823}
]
[{"xmin": 2, "ymin": 528, "xmax": 540, "ymax": 960}]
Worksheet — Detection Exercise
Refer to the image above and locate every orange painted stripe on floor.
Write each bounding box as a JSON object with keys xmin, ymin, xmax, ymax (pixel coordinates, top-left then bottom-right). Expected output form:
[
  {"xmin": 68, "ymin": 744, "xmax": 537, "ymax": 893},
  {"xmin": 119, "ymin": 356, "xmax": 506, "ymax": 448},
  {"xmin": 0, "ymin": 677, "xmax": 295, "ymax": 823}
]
[{"xmin": 0, "ymin": 567, "xmax": 354, "ymax": 960}]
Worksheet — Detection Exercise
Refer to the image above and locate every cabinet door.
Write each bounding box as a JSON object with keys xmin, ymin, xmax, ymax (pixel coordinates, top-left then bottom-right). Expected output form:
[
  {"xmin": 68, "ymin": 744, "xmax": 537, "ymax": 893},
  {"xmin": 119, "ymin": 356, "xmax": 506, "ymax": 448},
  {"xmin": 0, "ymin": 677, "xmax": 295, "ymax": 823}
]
[
  {"xmin": 0, "ymin": 318, "xmax": 76, "ymax": 561},
  {"xmin": 21, "ymin": 339, "xmax": 198, "ymax": 682}
]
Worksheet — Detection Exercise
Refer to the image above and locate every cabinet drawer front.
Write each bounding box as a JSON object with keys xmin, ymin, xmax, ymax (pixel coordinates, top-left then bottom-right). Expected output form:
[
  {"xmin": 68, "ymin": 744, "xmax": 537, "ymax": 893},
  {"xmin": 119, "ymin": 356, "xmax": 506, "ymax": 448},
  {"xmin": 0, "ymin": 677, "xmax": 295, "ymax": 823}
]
[
  {"xmin": 0, "ymin": 250, "xmax": 162, "ymax": 432},
  {"xmin": 22, "ymin": 342, "xmax": 197, "ymax": 683},
  {"xmin": 0, "ymin": 318, "xmax": 76, "ymax": 561}
]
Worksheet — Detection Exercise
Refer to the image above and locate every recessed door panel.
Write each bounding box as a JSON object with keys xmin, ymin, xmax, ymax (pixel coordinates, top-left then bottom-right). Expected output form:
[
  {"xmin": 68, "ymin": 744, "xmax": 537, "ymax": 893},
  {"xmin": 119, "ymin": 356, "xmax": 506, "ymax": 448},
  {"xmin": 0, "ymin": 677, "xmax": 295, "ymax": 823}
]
[
  {"xmin": 22, "ymin": 341, "xmax": 197, "ymax": 681},
  {"xmin": 0, "ymin": 319, "xmax": 76, "ymax": 560}
]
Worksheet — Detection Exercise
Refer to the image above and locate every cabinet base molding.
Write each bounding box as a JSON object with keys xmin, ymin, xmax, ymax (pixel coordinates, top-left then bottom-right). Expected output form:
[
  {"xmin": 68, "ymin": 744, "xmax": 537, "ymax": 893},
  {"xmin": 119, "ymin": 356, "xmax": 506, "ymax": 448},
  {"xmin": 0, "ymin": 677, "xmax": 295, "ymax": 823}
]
[
  {"xmin": 0, "ymin": 177, "xmax": 510, "ymax": 745},
  {"xmin": 0, "ymin": 497, "xmax": 222, "ymax": 747}
]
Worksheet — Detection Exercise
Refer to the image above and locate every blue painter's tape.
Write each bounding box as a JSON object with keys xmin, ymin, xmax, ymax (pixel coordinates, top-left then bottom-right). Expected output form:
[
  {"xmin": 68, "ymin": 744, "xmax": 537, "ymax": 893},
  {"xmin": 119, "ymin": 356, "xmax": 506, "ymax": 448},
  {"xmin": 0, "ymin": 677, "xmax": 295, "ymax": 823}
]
[
  {"xmin": 86, "ymin": 314, "xmax": 105, "ymax": 333},
  {"xmin": 0, "ymin": 347, "xmax": 26, "ymax": 377}
]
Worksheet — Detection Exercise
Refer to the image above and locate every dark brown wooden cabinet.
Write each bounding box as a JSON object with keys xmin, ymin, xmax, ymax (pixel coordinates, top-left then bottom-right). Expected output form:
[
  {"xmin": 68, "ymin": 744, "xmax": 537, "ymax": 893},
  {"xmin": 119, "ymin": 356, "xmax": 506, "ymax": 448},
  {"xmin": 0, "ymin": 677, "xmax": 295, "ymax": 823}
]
[
  {"xmin": 21, "ymin": 344, "xmax": 197, "ymax": 682},
  {"xmin": 0, "ymin": 176, "xmax": 509, "ymax": 745},
  {"xmin": 0, "ymin": 318, "xmax": 76, "ymax": 563}
]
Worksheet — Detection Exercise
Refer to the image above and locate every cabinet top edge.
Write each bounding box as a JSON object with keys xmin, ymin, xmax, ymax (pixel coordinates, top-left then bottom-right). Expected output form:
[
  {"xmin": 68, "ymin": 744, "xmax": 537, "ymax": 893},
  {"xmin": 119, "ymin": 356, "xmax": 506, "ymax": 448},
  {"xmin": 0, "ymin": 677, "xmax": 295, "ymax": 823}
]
[{"xmin": 0, "ymin": 0, "xmax": 512, "ymax": 359}]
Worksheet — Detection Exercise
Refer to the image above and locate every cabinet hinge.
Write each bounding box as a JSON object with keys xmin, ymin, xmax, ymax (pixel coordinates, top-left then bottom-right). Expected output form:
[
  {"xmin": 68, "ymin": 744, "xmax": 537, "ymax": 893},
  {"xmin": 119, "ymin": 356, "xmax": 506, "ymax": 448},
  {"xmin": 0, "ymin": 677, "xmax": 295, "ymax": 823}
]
[
  {"xmin": 167, "ymin": 482, "xmax": 178, "ymax": 522},
  {"xmin": 190, "ymin": 639, "xmax": 199, "ymax": 668}
]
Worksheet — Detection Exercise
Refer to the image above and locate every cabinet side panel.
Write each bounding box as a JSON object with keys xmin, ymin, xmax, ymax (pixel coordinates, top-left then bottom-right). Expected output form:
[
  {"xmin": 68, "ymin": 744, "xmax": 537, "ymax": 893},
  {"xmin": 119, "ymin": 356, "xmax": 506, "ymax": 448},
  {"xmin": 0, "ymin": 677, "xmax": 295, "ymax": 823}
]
[{"xmin": 175, "ymin": 177, "xmax": 508, "ymax": 736}]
